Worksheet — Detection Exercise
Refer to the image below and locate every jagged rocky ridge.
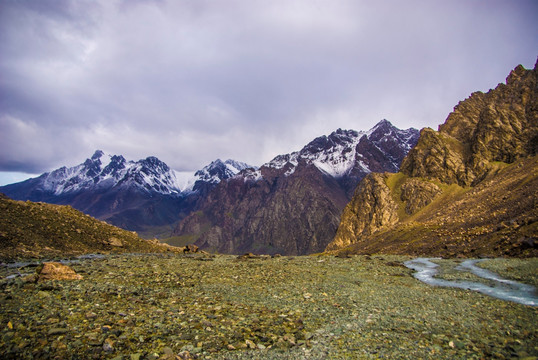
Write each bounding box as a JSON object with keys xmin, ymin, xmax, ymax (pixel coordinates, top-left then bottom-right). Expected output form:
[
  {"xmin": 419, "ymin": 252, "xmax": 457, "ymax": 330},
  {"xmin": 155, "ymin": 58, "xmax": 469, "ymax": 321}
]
[
  {"xmin": 172, "ymin": 120, "xmax": 419, "ymax": 255},
  {"xmin": 0, "ymin": 152, "xmax": 251, "ymax": 238},
  {"xmin": 327, "ymin": 62, "xmax": 538, "ymax": 257}
]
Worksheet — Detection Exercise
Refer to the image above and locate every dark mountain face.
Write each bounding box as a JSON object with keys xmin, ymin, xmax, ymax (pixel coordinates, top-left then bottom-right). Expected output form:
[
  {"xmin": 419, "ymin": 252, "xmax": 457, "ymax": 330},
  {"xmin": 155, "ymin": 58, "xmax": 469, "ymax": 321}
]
[
  {"xmin": 172, "ymin": 120, "xmax": 419, "ymax": 255},
  {"xmin": 328, "ymin": 62, "xmax": 538, "ymax": 258},
  {"xmin": 0, "ymin": 152, "xmax": 251, "ymax": 238},
  {"xmin": 175, "ymin": 163, "xmax": 350, "ymax": 255}
]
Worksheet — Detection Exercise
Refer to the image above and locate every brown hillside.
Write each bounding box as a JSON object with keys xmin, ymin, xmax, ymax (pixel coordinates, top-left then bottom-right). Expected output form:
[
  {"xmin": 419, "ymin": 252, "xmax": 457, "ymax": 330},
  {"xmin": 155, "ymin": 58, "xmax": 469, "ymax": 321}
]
[
  {"xmin": 0, "ymin": 195, "xmax": 180, "ymax": 260},
  {"xmin": 327, "ymin": 61, "xmax": 538, "ymax": 257}
]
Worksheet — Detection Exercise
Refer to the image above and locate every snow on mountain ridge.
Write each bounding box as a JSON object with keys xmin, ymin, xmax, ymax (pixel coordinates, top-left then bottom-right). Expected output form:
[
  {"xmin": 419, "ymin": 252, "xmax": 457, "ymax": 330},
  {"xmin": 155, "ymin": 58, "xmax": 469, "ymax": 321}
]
[
  {"xmin": 38, "ymin": 151, "xmax": 251, "ymax": 196},
  {"xmin": 262, "ymin": 120, "xmax": 417, "ymax": 178},
  {"xmin": 265, "ymin": 127, "xmax": 364, "ymax": 177}
]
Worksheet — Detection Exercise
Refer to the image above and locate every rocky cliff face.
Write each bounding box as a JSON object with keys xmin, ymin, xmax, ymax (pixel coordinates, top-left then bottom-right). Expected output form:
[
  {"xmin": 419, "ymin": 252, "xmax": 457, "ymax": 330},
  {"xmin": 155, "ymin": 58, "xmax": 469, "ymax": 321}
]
[
  {"xmin": 176, "ymin": 164, "xmax": 348, "ymax": 255},
  {"xmin": 327, "ymin": 62, "xmax": 538, "ymax": 257},
  {"xmin": 326, "ymin": 173, "xmax": 399, "ymax": 251},
  {"xmin": 173, "ymin": 121, "xmax": 419, "ymax": 255}
]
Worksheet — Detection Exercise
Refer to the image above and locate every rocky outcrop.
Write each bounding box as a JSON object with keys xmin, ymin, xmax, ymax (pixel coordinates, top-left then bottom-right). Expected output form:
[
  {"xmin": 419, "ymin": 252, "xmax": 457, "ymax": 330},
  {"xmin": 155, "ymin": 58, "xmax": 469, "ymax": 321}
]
[
  {"xmin": 327, "ymin": 61, "xmax": 538, "ymax": 257},
  {"xmin": 401, "ymin": 62, "xmax": 538, "ymax": 187},
  {"xmin": 399, "ymin": 128, "xmax": 469, "ymax": 185},
  {"xmin": 326, "ymin": 173, "xmax": 399, "ymax": 251},
  {"xmin": 400, "ymin": 178, "xmax": 441, "ymax": 215}
]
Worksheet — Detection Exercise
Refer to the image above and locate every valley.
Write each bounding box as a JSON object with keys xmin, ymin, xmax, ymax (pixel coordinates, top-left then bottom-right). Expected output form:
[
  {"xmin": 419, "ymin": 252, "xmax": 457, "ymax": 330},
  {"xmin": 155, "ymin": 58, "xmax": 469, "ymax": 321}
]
[
  {"xmin": 0, "ymin": 61, "xmax": 536, "ymax": 359},
  {"xmin": 1, "ymin": 253, "xmax": 536, "ymax": 359}
]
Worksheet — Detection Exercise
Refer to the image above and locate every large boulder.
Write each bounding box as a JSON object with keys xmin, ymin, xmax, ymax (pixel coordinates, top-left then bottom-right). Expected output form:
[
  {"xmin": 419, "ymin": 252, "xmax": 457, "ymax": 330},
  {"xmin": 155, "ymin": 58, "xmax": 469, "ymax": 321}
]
[{"xmin": 38, "ymin": 262, "xmax": 83, "ymax": 281}]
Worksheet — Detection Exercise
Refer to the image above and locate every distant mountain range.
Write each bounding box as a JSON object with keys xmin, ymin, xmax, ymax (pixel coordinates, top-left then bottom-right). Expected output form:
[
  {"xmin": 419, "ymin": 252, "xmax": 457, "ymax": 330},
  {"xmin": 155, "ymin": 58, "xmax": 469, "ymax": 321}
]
[
  {"xmin": 327, "ymin": 62, "xmax": 538, "ymax": 258},
  {"xmin": 2, "ymin": 150, "xmax": 251, "ymax": 197},
  {"xmin": 0, "ymin": 120, "xmax": 418, "ymax": 253},
  {"xmin": 173, "ymin": 120, "xmax": 419, "ymax": 255},
  {"xmin": 0, "ymin": 152, "xmax": 252, "ymax": 238},
  {"xmin": 2, "ymin": 62, "xmax": 536, "ymax": 259}
]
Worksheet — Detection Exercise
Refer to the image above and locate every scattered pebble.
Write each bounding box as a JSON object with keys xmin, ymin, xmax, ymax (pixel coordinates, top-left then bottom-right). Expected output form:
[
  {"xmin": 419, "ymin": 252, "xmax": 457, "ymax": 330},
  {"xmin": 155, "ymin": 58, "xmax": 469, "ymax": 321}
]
[{"xmin": 0, "ymin": 254, "xmax": 536, "ymax": 359}]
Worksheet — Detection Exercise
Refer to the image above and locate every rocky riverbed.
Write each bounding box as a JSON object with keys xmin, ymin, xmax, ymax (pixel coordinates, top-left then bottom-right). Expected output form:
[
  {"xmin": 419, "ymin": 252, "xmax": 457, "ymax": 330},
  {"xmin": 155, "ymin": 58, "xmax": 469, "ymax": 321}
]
[{"xmin": 1, "ymin": 253, "xmax": 537, "ymax": 359}]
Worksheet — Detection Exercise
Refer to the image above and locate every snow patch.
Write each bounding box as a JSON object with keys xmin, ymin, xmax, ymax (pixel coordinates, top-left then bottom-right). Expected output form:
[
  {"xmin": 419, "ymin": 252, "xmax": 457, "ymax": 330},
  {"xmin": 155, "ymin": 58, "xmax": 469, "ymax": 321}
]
[{"xmin": 37, "ymin": 151, "xmax": 252, "ymax": 196}]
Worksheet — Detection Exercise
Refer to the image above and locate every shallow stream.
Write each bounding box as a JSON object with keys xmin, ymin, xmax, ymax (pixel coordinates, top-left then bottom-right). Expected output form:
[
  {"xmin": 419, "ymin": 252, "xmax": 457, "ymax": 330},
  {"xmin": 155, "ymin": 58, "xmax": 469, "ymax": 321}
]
[{"xmin": 404, "ymin": 258, "xmax": 538, "ymax": 306}]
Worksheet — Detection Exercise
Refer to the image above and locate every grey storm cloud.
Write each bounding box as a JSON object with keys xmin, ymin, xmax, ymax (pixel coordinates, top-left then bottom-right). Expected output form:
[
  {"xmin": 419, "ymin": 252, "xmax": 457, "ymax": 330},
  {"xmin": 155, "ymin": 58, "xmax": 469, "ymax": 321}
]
[{"xmin": 1, "ymin": 0, "xmax": 537, "ymax": 175}]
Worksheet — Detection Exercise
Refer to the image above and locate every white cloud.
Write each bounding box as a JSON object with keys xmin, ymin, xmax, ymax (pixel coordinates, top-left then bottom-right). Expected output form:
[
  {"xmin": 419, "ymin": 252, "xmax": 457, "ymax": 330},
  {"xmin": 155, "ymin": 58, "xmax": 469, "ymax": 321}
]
[{"xmin": 0, "ymin": 0, "xmax": 537, "ymax": 174}]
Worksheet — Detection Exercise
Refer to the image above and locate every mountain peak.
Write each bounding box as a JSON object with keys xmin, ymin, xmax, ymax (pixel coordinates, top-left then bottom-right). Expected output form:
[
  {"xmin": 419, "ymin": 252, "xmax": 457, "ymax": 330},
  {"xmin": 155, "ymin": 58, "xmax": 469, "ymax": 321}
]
[
  {"xmin": 91, "ymin": 150, "xmax": 105, "ymax": 160},
  {"xmin": 374, "ymin": 118, "xmax": 392, "ymax": 127},
  {"xmin": 368, "ymin": 119, "xmax": 397, "ymax": 135},
  {"xmin": 265, "ymin": 121, "xmax": 419, "ymax": 178},
  {"xmin": 193, "ymin": 158, "xmax": 252, "ymax": 186},
  {"xmin": 403, "ymin": 63, "xmax": 537, "ymax": 186},
  {"xmin": 140, "ymin": 156, "xmax": 170, "ymax": 172}
]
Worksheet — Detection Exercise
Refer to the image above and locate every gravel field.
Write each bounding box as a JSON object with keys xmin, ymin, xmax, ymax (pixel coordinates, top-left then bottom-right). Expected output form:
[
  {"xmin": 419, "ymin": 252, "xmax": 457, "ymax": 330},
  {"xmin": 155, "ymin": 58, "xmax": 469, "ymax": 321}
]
[{"xmin": 1, "ymin": 253, "xmax": 537, "ymax": 359}]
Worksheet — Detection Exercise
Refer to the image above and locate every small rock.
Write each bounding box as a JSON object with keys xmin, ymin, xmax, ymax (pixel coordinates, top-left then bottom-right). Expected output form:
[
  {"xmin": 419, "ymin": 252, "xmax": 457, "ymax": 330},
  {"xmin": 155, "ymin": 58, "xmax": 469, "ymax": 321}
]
[
  {"xmin": 107, "ymin": 237, "xmax": 123, "ymax": 247},
  {"xmin": 162, "ymin": 347, "xmax": 174, "ymax": 355},
  {"xmin": 178, "ymin": 351, "xmax": 193, "ymax": 359},
  {"xmin": 245, "ymin": 339, "xmax": 256, "ymax": 349},
  {"xmin": 22, "ymin": 274, "xmax": 38, "ymax": 283},
  {"xmin": 85, "ymin": 311, "xmax": 97, "ymax": 319},
  {"xmin": 37, "ymin": 290, "xmax": 52, "ymax": 298},
  {"xmin": 184, "ymin": 244, "xmax": 199, "ymax": 253},
  {"xmin": 103, "ymin": 338, "xmax": 114, "ymax": 352},
  {"xmin": 47, "ymin": 328, "xmax": 68, "ymax": 336}
]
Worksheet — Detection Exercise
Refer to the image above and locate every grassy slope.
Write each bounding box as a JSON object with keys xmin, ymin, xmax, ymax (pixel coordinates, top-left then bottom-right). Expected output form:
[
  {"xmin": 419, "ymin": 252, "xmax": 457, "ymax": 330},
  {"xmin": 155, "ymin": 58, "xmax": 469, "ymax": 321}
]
[{"xmin": 0, "ymin": 195, "xmax": 180, "ymax": 260}]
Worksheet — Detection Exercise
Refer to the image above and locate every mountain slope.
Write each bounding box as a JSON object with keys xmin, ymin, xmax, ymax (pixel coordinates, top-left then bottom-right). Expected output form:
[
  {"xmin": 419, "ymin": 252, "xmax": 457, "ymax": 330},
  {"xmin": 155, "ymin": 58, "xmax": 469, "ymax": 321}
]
[
  {"xmin": 0, "ymin": 152, "xmax": 252, "ymax": 238},
  {"xmin": 0, "ymin": 194, "xmax": 179, "ymax": 260},
  {"xmin": 172, "ymin": 120, "xmax": 419, "ymax": 255},
  {"xmin": 327, "ymin": 62, "xmax": 538, "ymax": 257}
]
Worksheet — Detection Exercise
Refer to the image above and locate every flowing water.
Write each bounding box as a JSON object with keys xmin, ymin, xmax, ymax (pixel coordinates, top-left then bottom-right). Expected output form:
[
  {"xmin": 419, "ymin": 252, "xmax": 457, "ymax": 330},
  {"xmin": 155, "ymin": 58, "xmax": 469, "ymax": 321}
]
[{"xmin": 404, "ymin": 258, "xmax": 538, "ymax": 306}]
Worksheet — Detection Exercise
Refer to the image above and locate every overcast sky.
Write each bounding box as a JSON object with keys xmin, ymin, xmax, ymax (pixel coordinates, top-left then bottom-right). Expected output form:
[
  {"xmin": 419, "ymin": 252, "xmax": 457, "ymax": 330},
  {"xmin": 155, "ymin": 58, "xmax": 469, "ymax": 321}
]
[{"xmin": 1, "ymin": 0, "xmax": 537, "ymax": 185}]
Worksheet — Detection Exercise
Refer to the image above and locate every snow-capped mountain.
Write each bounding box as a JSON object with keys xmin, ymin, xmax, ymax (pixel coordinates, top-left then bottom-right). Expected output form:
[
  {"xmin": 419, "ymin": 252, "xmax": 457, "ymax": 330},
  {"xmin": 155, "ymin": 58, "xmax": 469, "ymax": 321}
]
[
  {"xmin": 173, "ymin": 159, "xmax": 253, "ymax": 196},
  {"xmin": 239, "ymin": 119, "xmax": 419, "ymax": 182},
  {"xmin": 39, "ymin": 151, "xmax": 183, "ymax": 195},
  {"xmin": 195, "ymin": 159, "xmax": 252, "ymax": 183},
  {"xmin": 269, "ymin": 119, "xmax": 418, "ymax": 177},
  {"xmin": 13, "ymin": 150, "xmax": 252, "ymax": 197},
  {"xmin": 267, "ymin": 128, "xmax": 365, "ymax": 177},
  {"xmin": 1, "ymin": 151, "xmax": 252, "ymax": 237},
  {"xmin": 174, "ymin": 120, "xmax": 419, "ymax": 255}
]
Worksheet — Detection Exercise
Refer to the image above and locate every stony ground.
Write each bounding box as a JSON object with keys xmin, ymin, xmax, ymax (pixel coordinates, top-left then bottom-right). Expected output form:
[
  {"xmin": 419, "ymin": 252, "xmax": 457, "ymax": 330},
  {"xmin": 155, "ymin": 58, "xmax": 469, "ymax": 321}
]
[{"xmin": 1, "ymin": 253, "xmax": 536, "ymax": 359}]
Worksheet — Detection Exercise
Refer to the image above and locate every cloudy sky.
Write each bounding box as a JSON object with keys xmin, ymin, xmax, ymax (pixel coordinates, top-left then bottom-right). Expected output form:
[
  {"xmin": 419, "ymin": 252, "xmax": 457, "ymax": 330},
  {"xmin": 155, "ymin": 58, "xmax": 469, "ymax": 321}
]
[{"xmin": 1, "ymin": 0, "xmax": 537, "ymax": 185}]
